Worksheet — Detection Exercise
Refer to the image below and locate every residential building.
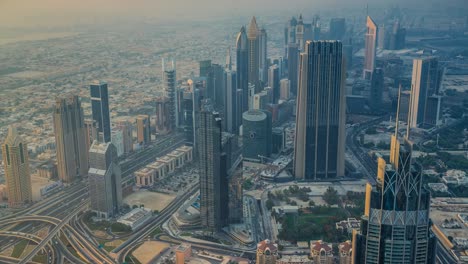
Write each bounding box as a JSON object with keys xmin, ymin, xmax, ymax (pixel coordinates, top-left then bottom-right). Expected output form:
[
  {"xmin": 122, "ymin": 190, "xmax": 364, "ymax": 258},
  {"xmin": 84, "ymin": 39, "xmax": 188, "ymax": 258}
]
[
  {"xmin": 310, "ymin": 240, "xmax": 333, "ymax": 264},
  {"xmin": 53, "ymin": 95, "xmax": 88, "ymax": 183},
  {"xmin": 1, "ymin": 127, "xmax": 32, "ymax": 208}
]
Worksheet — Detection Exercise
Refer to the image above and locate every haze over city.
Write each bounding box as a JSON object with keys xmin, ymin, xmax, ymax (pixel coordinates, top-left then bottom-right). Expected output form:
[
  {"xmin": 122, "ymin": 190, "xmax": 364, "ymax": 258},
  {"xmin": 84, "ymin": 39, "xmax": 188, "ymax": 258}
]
[{"xmin": 0, "ymin": 0, "xmax": 467, "ymax": 264}]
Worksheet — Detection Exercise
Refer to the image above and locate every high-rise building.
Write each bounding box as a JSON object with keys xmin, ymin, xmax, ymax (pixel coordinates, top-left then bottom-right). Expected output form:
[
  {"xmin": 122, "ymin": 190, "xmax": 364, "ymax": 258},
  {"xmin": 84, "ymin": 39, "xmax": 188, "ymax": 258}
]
[
  {"xmin": 287, "ymin": 43, "xmax": 299, "ymax": 95},
  {"xmin": 90, "ymin": 81, "xmax": 111, "ymax": 143},
  {"xmin": 352, "ymin": 116, "xmax": 436, "ymax": 264},
  {"xmin": 369, "ymin": 68, "xmax": 384, "ymax": 111},
  {"xmin": 88, "ymin": 141, "xmax": 122, "ymax": 219},
  {"xmin": 284, "ymin": 16, "xmax": 297, "ymax": 56},
  {"xmin": 268, "ymin": 65, "xmax": 280, "ymax": 104},
  {"xmin": 310, "ymin": 240, "xmax": 333, "ymax": 264},
  {"xmin": 53, "ymin": 95, "xmax": 88, "ymax": 183},
  {"xmin": 409, "ymin": 57, "xmax": 441, "ymax": 128},
  {"xmin": 259, "ymin": 28, "xmax": 268, "ymax": 84},
  {"xmin": 155, "ymin": 96, "xmax": 171, "ymax": 134},
  {"xmin": 343, "ymin": 38, "xmax": 353, "ymax": 70},
  {"xmin": 329, "ymin": 18, "xmax": 346, "ymax": 40},
  {"xmin": 212, "ymin": 64, "xmax": 226, "ymax": 113},
  {"xmin": 136, "ymin": 115, "xmax": 151, "ymax": 145},
  {"xmin": 225, "ymin": 68, "xmax": 238, "ymax": 134},
  {"xmin": 247, "ymin": 16, "xmax": 260, "ymax": 91},
  {"xmin": 236, "ymin": 27, "xmax": 249, "ymax": 115},
  {"xmin": 364, "ymin": 16, "xmax": 378, "ymax": 80},
  {"xmin": 84, "ymin": 119, "xmax": 99, "ymax": 152},
  {"xmin": 197, "ymin": 105, "xmax": 224, "ymax": 231},
  {"xmin": 294, "ymin": 41, "xmax": 345, "ymax": 180},
  {"xmin": 115, "ymin": 120, "xmax": 133, "ymax": 154},
  {"xmin": 184, "ymin": 78, "xmax": 204, "ymax": 146},
  {"xmin": 163, "ymin": 58, "xmax": 178, "ymax": 130},
  {"xmin": 242, "ymin": 110, "xmax": 272, "ymax": 161},
  {"xmin": 296, "ymin": 15, "xmax": 305, "ymax": 51},
  {"xmin": 228, "ymin": 155, "xmax": 243, "ymax": 224},
  {"xmin": 2, "ymin": 127, "xmax": 32, "ymax": 208},
  {"xmin": 256, "ymin": 239, "xmax": 278, "ymax": 264},
  {"xmin": 280, "ymin": 79, "xmax": 291, "ymax": 100},
  {"xmin": 111, "ymin": 130, "xmax": 124, "ymax": 157}
]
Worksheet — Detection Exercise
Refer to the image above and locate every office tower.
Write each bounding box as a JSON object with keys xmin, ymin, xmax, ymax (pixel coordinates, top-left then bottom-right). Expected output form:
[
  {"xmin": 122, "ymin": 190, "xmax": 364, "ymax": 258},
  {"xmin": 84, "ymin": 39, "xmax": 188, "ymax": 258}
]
[
  {"xmin": 2, "ymin": 127, "xmax": 32, "ymax": 208},
  {"xmin": 116, "ymin": 120, "xmax": 133, "ymax": 154},
  {"xmin": 225, "ymin": 46, "xmax": 232, "ymax": 70},
  {"xmin": 184, "ymin": 78, "xmax": 204, "ymax": 146},
  {"xmin": 111, "ymin": 130, "xmax": 124, "ymax": 157},
  {"xmin": 84, "ymin": 119, "xmax": 99, "ymax": 152},
  {"xmin": 369, "ymin": 68, "xmax": 384, "ymax": 111},
  {"xmin": 310, "ymin": 240, "xmax": 333, "ymax": 264},
  {"xmin": 256, "ymin": 239, "xmax": 278, "ymax": 264},
  {"xmin": 259, "ymin": 28, "xmax": 268, "ymax": 83},
  {"xmin": 312, "ymin": 15, "xmax": 321, "ymax": 40},
  {"xmin": 236, "ymin": 26, "xmax": 249, "ymax": 115},
  {"xmin": 136, "ymin": 115, "xmax": 151, "ymax": 145},
  {"xmin": 247, "ymin": 16, "xmax": 260, "ymax": 90},
  {"xmin": 389, "ymin": 21, "xmax": 406, "ymax": 50},
  {"xmin": 248, "ymin": 84, "xmax": 256, "ymax": 110},
  {"xmin": 212, "ymin": 64, "xmax": 226, "ymax": 112},
  {"xmin": 287, "ymin": 43, "xmax": 299, "ymax": 95},
  {"xmin": 296, "ymin": 15, "xmax": 305, "ymax": 51},
  {"xmin": 343, "ymin": 39, "xmax": 353, "ymax": 70},
  {"xmin": 163, "ymin": 58, "xmax": 178, "ymax": 130},
  {"xmin": 197, "ymin": 105, "xmax": 224, "ymax": 231},
  {"xmin": 329, "ymin": 18, "xmax": 346, "ymax": 40},
  {"xmin": 53, "ymin": 95, "xmax": 88, "ymax": 183},
  {"xmin": 88, "ymin": 141, "xmax": 122, "ymax": 219},
  {"xmin": 425, "ymin": 95, "xmax": 442, "ymax": 127},
  {"xmin": 242, "ymin": 110, "xmax": 272, "ymax": 161},
  {"xmin": 90, "ymin": 81, "xmax": 111, "ymax": 143},
  {"xmin": 409, "ymin": 57, "xmax": 441, "ymax": 128},
  {"xmin": 284, "ymin": 16, "xmax": 297, "ymax": 56},
  {"xmin": 268, "ymin": 65, "xmax": 280, "ymax": 104},
  {"xmin": 294, "ymin": 41, "xmax": 346, "ymax": 180},
  {"xmin": 280, "ymin": 79, "xmax": 290, "ymax": 100},
  {"xmin": 377, "ymin": 24, "xmax": 389, "ymax": 50},
  {"xmin": 364, "ymin": 16, "xmax": 378, "ymax": 80},
  {"xmin": 155, "ymin": 96, "xmax": 171, "ymax": 134},
  {"xmin": 352, "ymin": 111, "xmax": 436, "ymax": 264},
  {"xmin": 338, "ymin": 241, "xmax": 352, "ymax": 264},
  {"xmin": 225, "ymin": 68, "xmax": 238, "ymax": 134}
]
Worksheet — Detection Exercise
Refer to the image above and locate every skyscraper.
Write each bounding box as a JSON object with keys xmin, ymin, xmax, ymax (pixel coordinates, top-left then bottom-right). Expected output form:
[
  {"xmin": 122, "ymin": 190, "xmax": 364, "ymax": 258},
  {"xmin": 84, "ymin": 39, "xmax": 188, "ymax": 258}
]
[
  {"xmin": 53, "ymin": 95, "xmax": 88, "ymax": 183},
  {"xmin": 236, "ymin": 27, "xmax": 249, "ymax": 115},
  {"xmin": 136, "ymin": 115, "xmax": 151, "ymax": 145},
  {"xmin": 225, "ymin": 68, "xmax": 238, "ymax": 134},
  {"xmin": 200, "ymin": 60, "xmax": 214, "ymax": 102},
  {"xmin": 268, "ymin": 64, "xmax": 280, "ymax": 104},
  {"xmin": 163, "ymin": 58, "xmax": 178, "ymax": 130},
  {"xmin": 294, "ymin": 41, "xmax": 346, "ymax": 180},
  {"xmin": 352, "ymin": 105, "xmax": 436, "ymax": 264},
  {"xmin": 2, "ymin": 127, "xmax": 32, "ymax": 208},
  {"xmin": 364, "ymin": 16, "xmax": 378, "ymax": 80},
  {"xmin": 212, "ymin": 63, "xmax": 226, "ymax": 113},
  {"xmin": 155, "ymin": 96, "xmax": 171, "ymax": 134},
  {"xmin": 197, "ymin": 105, "xmax": 224, "ymax": 231},
  {"xmin": 242, "ymin": 110, "xmax": 272, "ymax": 161},
  {"xmin": 88, "ymin": 141, "xmax": 122, "ymax": 219},
  {"xmin": 84, "ymin": 119, "xmax": 99, "ymax": 152},
  {"xmin": 247, "ymin": 16, "xmax": 260, "ymax": 91},
  {"xmin": 259, "ymin": 28, "xmax": 268, "ymax": 83},
  {"xmin": 115, "ymin": 120, "xmax": 133, "ymax": 154},
  {"xmin": 329, "ymin": 18, "xmax": 346, "ymax": 40},
  {"xmin": 284, "ymin": 16, "xmax": 297, "ymax": 56},
  {"xmin": 409, "ymin": 57, "xmax": 441, "ymax": 128},
  {"xmin": 90, "ymin": 81, "xmax": 111, "ymax": 143},
  {"xmin": 280, "ymin": 79, "xmax": 291, "ymax": 100},
  {"xmin": 287, "ymin": 43, "xmax": 299, "ymax": 95},
  {"xmin": 296, "ymin": 15, "xmax": 305, "ymax": 51},
  {"xmin": 369, "ymin": 68, "xmax": 384, "ymax": 111}
]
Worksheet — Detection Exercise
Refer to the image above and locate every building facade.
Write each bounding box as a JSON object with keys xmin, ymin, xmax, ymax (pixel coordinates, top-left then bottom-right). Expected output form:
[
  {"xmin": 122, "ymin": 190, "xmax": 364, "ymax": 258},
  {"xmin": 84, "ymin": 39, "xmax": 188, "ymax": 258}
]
[
  {"xmin": 2, "ymin": 127, "xmax": 32, "ymax": 208},
  {"xmin": 364, "ymin": 16, "xmax": 378, "ymax": 80},
  {"xmin": 247, "ymin": 16, "xmax": 260, "ymax": 91},
  {"xmin": 53, "ymin": 95, "xmax": 88, "ymax": 183},
  {"xmin": 256, "ymin": 239, "xmax": 278, "ymax": 264},
  {"xmin": 88, "ymin": 141, "xmax": 122, "ymax": 219},
  {"xmin": 90, "ymin": 81, "xmax": 111, "ymax": 142},
  {"xmin": 163, "ymin": 58, "xmax": 178, "ymax": 130},
  {"xmin": 294, "ymin": 41, "xmax": 346, "ymax": 180},
  {"xmin": 236, "ymin": 26, "xmax": 249, "ymax": 115},
  {"xmin": 242, "ymin": 110, "xmax": 272, "ymax": 161},
  {"xmin": 136, "ymin": 115, "xmax": 151, "ymax": 145}
]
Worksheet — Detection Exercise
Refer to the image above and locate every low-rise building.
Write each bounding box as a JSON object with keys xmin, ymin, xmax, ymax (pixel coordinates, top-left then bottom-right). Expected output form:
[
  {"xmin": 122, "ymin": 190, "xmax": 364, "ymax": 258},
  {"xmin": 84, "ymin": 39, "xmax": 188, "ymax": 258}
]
[
  {"xmin": 335, "ymin": 218, "xmax": 361, "ymax": 234},
  {"xmin": 175, "ymin": 243, "xmax": 191, "ymax": 264},
  {"xmin": 256, "ymin": 239, "xmax": 278, "ymax": 264},
  {"xmin": 277, "ymin": 255, "xmax": 313, "ymax": 264},
  {"xmin": 36, "ymin": 161, "xmax": 58, "ymax": 179},
  {"xmin": 310, "ymin": 240, "xmax": 333, "ymax": 264},
  {"xmin": 146, "ymin": 161, "xmax": 167, "ymax": 180},
  {"xmin": 134, "ymin": 168, "xmax": 155, "ymax": 187},
  {"xmin": 338, "ymin": 240, "xmax": 352, "ymax": 264},
  {"xmin": 117, "ymin": 207, "xmax": 152, "ymax": 230}
]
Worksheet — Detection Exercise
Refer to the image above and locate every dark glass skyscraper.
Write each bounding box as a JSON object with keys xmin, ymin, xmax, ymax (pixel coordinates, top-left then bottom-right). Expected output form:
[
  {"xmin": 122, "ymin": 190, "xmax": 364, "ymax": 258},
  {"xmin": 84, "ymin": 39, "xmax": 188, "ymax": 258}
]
[
  {"xmin": 294, "ymin": 41, "xmax": 345, "ymax": 180},
  {"xmin": 287, "ymin": 43, "xmax": 299, "ymax": 95},
  {"xmin": 197, "ymin": 105, "xmax": 224, "ymax": 231},
  {"xmin": 247, "ymin": 16, "xmax": 260, "ymax": 92},
  {"xmin": 352, "ymin": 119, "xmax": 436, "ymax": 263},
  {"xmin": 163, "ymin": 58, "xmax": 177, "ymax": 130},
  {"xmin": 370, "ymin": 68, "xmax": 384, "ymax": 111},
  {"xmin": 268, "ymin": 64, "xmax": 280, "ymax": 104},
  {"xmin": 236, "ymin": 26, "xmax": 249, "ymax": 115},
  {"xmin": 90, "ymin": 81, "xmax": 111, "ymax": 143}
]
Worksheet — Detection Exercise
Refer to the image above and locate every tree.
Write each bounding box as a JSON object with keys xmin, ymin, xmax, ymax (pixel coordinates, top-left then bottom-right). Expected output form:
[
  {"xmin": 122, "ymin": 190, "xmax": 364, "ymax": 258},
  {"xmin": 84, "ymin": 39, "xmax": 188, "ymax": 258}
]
[
  {"xmin": 266, "ymin": 199, "xmax": 274, "ymax": 210},
  {"xmin": 323, "ymin": 186, "xmax": 339, "ymax": 205},
  {"xmin": 132, "ymin": 205, "xmax": 138, "ymax": 209},
  {"xmin": 308, "ymin": 200, "xmax": 316, "ymax": 207}
]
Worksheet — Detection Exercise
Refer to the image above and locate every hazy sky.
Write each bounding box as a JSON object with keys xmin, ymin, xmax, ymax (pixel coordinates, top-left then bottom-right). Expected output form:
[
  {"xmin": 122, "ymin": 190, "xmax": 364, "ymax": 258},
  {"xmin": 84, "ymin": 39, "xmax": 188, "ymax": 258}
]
[{"xmin": 0, "ymin": 0, "xmax": 466, "ymax": 28}]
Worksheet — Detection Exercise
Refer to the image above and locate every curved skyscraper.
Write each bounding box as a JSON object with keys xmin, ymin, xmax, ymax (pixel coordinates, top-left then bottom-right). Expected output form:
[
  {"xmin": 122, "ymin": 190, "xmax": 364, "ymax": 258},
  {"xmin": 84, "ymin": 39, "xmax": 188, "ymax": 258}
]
[
  {"xmin": 294, "ymin": 41, "xmax": 345, "ymax": 180},
  {"xmin": 247, "ymin": 16, "xmax": 260, "ymax": 91}
]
